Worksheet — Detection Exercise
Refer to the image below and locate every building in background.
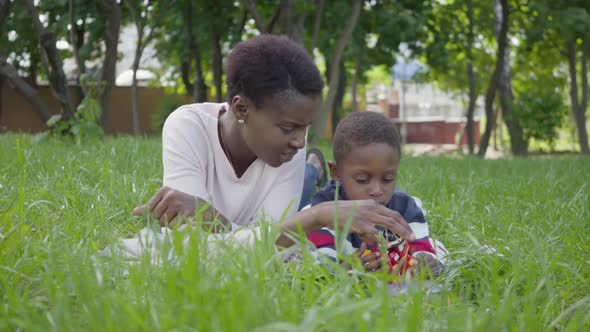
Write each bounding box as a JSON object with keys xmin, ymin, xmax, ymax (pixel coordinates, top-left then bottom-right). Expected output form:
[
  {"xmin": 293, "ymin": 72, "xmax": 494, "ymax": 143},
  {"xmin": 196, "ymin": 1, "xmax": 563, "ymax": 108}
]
[{"xmin": 365, "ymin": 61, "xmax": 483, "ymax": 146}]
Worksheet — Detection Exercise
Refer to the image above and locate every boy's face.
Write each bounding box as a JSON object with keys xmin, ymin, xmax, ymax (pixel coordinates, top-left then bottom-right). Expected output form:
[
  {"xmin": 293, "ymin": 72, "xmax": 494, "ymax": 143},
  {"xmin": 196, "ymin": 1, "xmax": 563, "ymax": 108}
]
[{"xmin": 330, "ymin": 143, "xmax": 400, "ymax": 205}]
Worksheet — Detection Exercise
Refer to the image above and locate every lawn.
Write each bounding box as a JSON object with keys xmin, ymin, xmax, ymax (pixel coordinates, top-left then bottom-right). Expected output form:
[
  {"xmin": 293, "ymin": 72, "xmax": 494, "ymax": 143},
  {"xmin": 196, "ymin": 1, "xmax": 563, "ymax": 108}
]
[{"xmin": 1, "ymin": 134, "xmax": 589, "ymax": 331}]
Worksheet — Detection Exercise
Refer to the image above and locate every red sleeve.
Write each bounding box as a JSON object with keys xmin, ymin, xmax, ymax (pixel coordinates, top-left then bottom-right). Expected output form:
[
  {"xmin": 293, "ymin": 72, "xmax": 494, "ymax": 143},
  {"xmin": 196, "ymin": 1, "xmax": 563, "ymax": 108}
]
[
  {"xmin": 308, "ymin": 229, "xmax": 336, "ymax": 248},
  {"xmin": 408, "ymin": 238, "xmax": 435, "ymax": 255}
]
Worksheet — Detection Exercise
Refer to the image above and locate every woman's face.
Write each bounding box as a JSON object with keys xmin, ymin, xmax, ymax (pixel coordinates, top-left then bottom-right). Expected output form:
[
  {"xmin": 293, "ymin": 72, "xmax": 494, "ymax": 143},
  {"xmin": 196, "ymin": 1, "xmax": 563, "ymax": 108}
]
[{"xmin": 237, "ymin": 93, "xmax": 319, "ymax": 167}]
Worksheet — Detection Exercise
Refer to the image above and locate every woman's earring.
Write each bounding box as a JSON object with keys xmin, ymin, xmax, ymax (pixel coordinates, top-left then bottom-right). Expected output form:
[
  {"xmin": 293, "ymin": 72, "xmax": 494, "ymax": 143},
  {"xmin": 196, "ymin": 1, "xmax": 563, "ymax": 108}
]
[{"xmin": 238, "ymin": 119, "xmax": 245, "ymax": 124}]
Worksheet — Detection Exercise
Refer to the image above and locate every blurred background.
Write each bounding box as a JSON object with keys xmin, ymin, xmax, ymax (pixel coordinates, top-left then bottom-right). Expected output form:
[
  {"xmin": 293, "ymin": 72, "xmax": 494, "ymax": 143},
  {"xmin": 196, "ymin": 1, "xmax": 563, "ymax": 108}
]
[{"xmin": 1, "ymin": 0, "xmax": 588, "ymax": 157}]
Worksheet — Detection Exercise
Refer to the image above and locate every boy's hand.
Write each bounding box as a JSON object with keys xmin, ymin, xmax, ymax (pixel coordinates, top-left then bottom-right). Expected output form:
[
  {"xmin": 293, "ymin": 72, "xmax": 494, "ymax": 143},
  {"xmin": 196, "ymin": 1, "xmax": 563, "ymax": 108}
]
[
  {"xmin": 317, "ymin": 200, "xmax": 416, "ymax": 247},
  {"xmin": 413, "ymin": 252, "xmax": 442, "ymax": 277},
  {"xmin": 356, "ymin": 242, "xmax": 383, "ymax": 272}
]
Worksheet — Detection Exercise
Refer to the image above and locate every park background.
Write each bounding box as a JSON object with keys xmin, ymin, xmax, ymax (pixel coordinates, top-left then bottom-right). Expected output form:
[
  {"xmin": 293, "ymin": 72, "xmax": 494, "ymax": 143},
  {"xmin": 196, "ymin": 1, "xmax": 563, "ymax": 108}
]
[{"xmin": 1, "ymin": 1, "xmax": 589, "ymax": 331}]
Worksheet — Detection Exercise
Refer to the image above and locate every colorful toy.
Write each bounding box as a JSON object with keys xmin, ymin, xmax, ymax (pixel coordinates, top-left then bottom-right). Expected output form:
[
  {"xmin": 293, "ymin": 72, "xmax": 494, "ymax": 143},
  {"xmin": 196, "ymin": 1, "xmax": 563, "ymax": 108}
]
[{"xmin": 362, "ymin": 227, "xmax": 415, "ymax": 275}]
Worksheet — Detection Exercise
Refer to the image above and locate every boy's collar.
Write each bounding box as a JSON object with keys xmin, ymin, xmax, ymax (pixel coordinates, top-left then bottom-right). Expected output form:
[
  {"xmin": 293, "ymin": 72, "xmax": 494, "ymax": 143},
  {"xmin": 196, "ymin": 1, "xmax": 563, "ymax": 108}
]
[{"xmin": 328, "ymin": 179, "xmax": 348, "ymax": 201}]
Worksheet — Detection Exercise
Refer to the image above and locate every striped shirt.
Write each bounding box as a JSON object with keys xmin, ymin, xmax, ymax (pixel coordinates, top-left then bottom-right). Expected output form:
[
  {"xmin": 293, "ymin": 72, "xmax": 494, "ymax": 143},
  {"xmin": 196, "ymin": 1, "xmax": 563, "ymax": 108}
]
[{"xmin": 308, "ymin": 181, "xmax": 437, "ymax": 262}]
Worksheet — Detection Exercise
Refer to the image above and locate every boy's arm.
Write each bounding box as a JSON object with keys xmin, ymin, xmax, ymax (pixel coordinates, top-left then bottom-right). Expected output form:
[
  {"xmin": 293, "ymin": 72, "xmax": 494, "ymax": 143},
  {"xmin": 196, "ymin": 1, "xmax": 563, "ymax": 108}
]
[
  {"xmin": 403, "ymin": 196, "xmax": 445, "ymax": 276},
  {"xmin": 308, "ymin": 228, "xmax": 338, "ymax": 261},
  {"xmin": 308, "ymin": 229, "xmax": 383, "ymax": 272}
]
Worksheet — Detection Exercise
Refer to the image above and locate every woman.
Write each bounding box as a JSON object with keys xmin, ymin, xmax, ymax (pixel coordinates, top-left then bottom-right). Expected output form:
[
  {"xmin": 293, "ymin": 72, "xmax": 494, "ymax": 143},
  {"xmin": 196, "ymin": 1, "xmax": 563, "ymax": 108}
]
[{"xmin": 133, "ymin": 35, "xmax": 415, "ymax": 248}]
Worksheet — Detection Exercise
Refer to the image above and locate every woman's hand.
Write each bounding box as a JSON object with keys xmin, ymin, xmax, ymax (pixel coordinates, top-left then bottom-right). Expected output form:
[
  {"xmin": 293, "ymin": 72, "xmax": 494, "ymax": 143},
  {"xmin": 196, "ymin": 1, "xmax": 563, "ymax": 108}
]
[
  {"xmin": 133, "ymin": 186, "xmax": 230, "ymax": 231},
  {"xmin": 316, "ymin": 200, "xmax": 416, "ymax": 246},
  {"xmin": 133, "ymin": 186, "xmax": 197, "ymax": 226}
]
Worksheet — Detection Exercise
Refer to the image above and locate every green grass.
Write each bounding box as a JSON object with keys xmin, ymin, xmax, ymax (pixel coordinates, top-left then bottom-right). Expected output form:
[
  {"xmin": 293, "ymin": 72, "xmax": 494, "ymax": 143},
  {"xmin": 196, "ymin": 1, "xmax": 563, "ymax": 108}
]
[{"xmin": 1, "ymin": 134, "xmax": 589, "ymax": 331}]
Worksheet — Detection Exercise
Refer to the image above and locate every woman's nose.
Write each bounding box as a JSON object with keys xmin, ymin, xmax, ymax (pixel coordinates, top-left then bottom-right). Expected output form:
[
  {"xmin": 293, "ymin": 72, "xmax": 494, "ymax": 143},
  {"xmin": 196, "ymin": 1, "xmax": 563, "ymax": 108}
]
[{"xmin": 289, "ymin": 130, "xmax": 306, "ymax": 150}]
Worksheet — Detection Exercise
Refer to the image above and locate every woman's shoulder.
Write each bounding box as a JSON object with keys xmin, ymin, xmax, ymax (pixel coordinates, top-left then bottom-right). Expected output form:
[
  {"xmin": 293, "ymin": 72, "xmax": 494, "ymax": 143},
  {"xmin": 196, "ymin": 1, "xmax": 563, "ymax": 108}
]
[
  {"xmin": 165, "ymin": 102, "xmax": 224, "ymax": 125},
  {"xmin": 162, "ymin": 103, "xmax": 225, "ymax": 150},
  {"xmin": 164, "ymin": 103, "xmax": 225, "ymax": 135}
]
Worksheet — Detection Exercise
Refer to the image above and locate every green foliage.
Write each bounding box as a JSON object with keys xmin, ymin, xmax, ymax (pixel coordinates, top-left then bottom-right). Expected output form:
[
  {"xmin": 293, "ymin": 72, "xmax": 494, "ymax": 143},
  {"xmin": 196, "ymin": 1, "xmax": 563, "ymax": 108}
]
[
  {"xmin": 422, "ymin": 0, "xmax": 495, "ymax": 95},
  {"xmin": 511, "ymin": 90, "xmax": 568, "ymax": 145},
  {"xmin": 46, "ymin": 74, "xmax": 104, "ymax": 143},
  {"xmin": 0, "ymin": 1, "xmax": 41, "ymax": 75},
  {"xmin": 364, "ymin": 65, "xmax": 392, "ymax": 87},
  {"xmin": 152, "ymin": 95, "xmax": 185, "ymax": 133},
  {"xmin": 1, "ymin": 135, "xmax": 589, "ymax": 330},
  {"xmin": 0, "ymin": 0, "xmax": 108, "ymax": 77},
  {"xmin": 46, "ymin": 98, "xmax": 103, "ymax": 143}
]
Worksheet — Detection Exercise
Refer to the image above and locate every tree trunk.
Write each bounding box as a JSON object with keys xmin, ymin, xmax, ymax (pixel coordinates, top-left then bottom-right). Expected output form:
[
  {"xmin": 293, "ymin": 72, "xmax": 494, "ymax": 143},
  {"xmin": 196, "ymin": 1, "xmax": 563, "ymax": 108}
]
[
  {"xmin": 231, "ymin": 9, "xmax": 248, "ymax": 47},
  {"xmin": 310, "ymin": 0, "xmax": 325, "ymax": 53},
  {"xmin": 242, "ymin": 0, "xmax": 280, "ymax": 33},
  {"xmin": 185, "ymin": 0, "xmax": 208, "ymax": 103},
  {"xmin": 0, "ymin": 76, "xmax": 4, "ymax": 121},
  {"xmin": 192, "ymin": 58, "xmax": 208, "ymax": 103},
  {"xmin": 312, "ymin": 0, "xmax": 362, "ymax": 140},
  {"xmin": 580, "ymin": 40, "xmax": 589, "ymax": 154},
  {"xmin": 465, "ymin": 0, "xmax": 476, "ymax": 155},
  {"xmin": 331, "ymin": 60, "xmax": 347, "ymax": 131},
  {"xmin": 351, "ymin": 52, "xmax": 362, "ymax": 112},
  {"xmin": 68, "ymin": 0, "xmax": 85, "ymax": 105},
  {"xmin": 466, "ymin": 63, "xmax": 476, "ymax": 154},
  {"xmin": 100, "ymin": 0, "xmax": 121, "ymax": 132},
  {"xmin": 478, "ymin": 0, "xmax": 509, "ymax": 157},
  {"xmin": 494, "ymin": 0, "xmax": 527, "ymax": 156},
  {"xmin": 242, "ymin": 0, "xmax": 267, "ymax": 33},
  {"xmin": 567, "ymin": 39, "xmax": 590, "ymax": 154},
  {"xmin": 181, "ymin": 58, "xmax": 194, "ymax": 97},
  {"xmin": 211, "ymin": 30, "xmax": 223, "ymax": 102},
  {"xmin": 0, "ymin": 55, "xmax": 53, "ymax": 122},
  {"xmin": 0, "ymin": 0, "xmax": 7, "ymax": 26},
  {"xmin": 0, "ymin": 1, "xmax": 53, "ymax": 124},
  {"xmin": 131, "ymin": 26, "xmax": 144, "ymax": 136},
  {"xmin": 279, "ymin": 0, "xmax": 306, "ymax": 44},
  {"xmin": 24, "ymin": 0, "xmax": 75, "ymax": 120}
]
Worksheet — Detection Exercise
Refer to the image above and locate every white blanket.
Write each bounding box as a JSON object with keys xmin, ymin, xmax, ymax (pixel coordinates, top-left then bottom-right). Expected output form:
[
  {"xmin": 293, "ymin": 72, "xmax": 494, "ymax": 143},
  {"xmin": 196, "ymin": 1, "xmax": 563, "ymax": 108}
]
[{"xmin": 100, "ymin": 226, "xmax": 263, "ymax": 263}]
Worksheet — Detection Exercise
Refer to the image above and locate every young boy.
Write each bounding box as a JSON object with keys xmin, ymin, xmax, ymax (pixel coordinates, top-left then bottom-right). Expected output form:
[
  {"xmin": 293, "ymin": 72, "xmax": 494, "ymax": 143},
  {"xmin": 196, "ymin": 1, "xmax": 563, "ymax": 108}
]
[{"xmin": 307, "ymin": 111, "xmax": 445, "ymax": 277}]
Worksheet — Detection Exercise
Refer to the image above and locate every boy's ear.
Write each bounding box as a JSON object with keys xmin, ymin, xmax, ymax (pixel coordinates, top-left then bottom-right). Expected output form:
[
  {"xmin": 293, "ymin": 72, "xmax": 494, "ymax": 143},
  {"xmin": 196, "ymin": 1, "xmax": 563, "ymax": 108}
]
[{"xmin": 328, "ymin": 161, "xmax": 339, "ymax": 181}]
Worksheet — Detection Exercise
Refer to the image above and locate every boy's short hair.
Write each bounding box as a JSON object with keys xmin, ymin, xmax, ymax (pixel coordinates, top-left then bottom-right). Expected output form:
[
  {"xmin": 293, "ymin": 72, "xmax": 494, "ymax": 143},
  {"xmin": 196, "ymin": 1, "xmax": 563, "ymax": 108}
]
[
  {"xmin": 333, "ymin": 111, "xmax": 402, "ymax": 163},
  {"xmin": 226, "ymin": 34, "xmax": 324, "ymax": 108}
]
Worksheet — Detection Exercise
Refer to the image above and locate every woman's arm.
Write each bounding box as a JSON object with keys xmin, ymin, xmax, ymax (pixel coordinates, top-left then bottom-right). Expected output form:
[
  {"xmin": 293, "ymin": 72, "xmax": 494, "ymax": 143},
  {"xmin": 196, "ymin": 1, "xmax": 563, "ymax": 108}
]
[
  {"xmin": 133, "ymin": 107, "xmax": 232, "ymax": 232},
  {"xmin": 133, "ymin": 186, "xmax": 231, "ymax": 232}
]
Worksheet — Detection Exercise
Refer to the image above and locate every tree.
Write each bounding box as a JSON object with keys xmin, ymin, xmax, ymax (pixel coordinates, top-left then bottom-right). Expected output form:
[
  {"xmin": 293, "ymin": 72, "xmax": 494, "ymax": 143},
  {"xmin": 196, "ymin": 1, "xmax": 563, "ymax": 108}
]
[
  {"xmin": 526, "ymin": 1, "xmax": 590, "ymax": 154},
  {"xmin": 242, "ymin": 0, "xmax": 281, "ymax": 34},
  {"xmin": 311, "ymin": 0, "xmax": 362, "ymax": 140},
  {"xmin": 152, "ymin": 0, "xmax": 243, "ymax": 102},
  {"xmin": 99, "ymin": 0, "xmax": 121, "ymax": 131},
  {"xmin": 465, "ymin": 0, "xmax": 477, "ymax": 154},
  {"xmin": 478, "ymin": 0, "xmax": 510, "ymax": 157},
  {"xmin": 0, "ymin": 0, "xmax": 53, "ymax": 123},
  {"xmin": 423, "ymin": 0, "xmax": 493, "ymax": 154},
  {"xmin": 495, "ymin": 0, "xmax": 527, "ymax": 155},
  {"xmin": 125, "ymin": 0, "xmax": 170, "ymax": 135},
  {"xmin": 567, "ymin": 38, "xmax": 589, "ymax": 154},
  {"xmin": 24, "ymin": 0, "xmax": 75, "ymax": 120},
  {"xmin": 510, "ymin": 4, "xmax": 569, "ymax": 150}
]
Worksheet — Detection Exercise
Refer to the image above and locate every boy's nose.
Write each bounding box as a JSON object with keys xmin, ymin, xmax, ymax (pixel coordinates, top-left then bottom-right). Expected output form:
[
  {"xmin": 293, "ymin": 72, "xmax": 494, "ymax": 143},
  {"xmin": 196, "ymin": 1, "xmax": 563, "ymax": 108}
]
[{"xmin": 368, "ymin": 182, "xmax": 383, "ymax": 197}]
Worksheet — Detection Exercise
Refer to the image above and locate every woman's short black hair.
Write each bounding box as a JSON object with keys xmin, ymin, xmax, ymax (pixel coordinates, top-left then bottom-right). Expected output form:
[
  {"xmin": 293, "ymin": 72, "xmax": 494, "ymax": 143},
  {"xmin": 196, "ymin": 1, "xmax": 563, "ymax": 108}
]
[
  {"xmin": 333, "ymin": 111, "xmax": 402, "ymax": 163},
  {"xmin": 226, "ymin": 34, "xmax": 324, "ymax": 107}
]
